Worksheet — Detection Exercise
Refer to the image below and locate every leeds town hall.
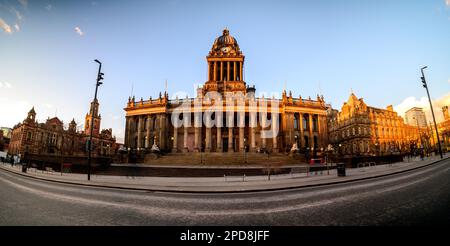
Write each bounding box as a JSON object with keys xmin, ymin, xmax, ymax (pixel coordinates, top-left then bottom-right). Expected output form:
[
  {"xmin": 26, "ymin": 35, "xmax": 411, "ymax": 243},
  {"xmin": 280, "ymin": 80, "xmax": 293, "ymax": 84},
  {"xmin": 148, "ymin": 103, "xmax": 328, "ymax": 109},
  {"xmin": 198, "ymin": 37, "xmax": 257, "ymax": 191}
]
[{"xmin": 123, "ymin": 29, "xmax": 329, "ymax": 163}]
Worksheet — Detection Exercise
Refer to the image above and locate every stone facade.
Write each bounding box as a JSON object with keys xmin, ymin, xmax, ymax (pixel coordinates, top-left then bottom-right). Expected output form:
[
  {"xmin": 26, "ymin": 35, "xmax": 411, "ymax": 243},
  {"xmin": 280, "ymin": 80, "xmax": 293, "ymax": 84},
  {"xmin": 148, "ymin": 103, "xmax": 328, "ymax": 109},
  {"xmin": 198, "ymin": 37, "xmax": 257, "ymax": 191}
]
[
  {"xmin": 427, "ymin": 106, "xmax": 450, "ymax": 151},
  {"xmin": 328, "ymin": 93, "xmax": 423, "ymax": 156},
  {"xmin": 124, "ymin": 29, "xmax": 329, "ymax": 159},
  {"xmin": 8, "ymin": 101, "xmax": 118, "ymax": 158}
]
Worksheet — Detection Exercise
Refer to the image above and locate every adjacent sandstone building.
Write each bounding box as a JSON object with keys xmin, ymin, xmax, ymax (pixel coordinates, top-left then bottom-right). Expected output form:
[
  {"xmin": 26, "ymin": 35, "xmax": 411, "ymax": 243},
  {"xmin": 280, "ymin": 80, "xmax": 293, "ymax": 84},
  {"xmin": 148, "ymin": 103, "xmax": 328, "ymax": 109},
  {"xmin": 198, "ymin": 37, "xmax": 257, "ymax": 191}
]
[{"xmin": 328, "ymin": 93, "xmax": 423, "ymax": 156}]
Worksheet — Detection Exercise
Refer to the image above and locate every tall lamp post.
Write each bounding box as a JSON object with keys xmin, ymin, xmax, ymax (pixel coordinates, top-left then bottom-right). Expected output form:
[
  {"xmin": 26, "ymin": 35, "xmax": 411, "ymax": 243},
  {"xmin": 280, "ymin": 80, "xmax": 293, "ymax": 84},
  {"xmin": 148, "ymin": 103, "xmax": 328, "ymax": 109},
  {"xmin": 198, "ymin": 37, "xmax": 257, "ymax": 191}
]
[
  {"xmin": 420, "ymin": 66, "xmax": 443, "ymax": 159},
  {"xmin": 87, "ymin": 59, "xmax": 104, "ymax": 181}
]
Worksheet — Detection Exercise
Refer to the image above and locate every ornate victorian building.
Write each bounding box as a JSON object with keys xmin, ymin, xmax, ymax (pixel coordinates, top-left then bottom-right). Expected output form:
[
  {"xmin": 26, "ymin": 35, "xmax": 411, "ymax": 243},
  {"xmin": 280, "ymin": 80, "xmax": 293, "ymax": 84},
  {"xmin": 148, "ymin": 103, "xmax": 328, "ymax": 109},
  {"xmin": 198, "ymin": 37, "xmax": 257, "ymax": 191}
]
[
  {"xmin": 328, "ymin": 93, "xmax": 422, "ymax": 156},
  {"xmin": 427, "ymin": 106, "xmax": 450, "ymax": 151},
  {"xmin": 124, "ymin": 29, "xmax": 329, "ymax": 161},
  {"xmin": 8, "ymin": 100, "xmax": 117, "ymax": 158}
]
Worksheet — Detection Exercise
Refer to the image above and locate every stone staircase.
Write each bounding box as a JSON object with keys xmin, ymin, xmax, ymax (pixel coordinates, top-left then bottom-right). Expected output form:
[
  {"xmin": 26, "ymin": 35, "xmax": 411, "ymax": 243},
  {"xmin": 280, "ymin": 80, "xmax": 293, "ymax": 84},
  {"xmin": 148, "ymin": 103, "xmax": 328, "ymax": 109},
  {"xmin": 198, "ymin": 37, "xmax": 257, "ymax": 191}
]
[{"xmin": 143, "ymin": 152, "xmax": 307, "ymax": 166}]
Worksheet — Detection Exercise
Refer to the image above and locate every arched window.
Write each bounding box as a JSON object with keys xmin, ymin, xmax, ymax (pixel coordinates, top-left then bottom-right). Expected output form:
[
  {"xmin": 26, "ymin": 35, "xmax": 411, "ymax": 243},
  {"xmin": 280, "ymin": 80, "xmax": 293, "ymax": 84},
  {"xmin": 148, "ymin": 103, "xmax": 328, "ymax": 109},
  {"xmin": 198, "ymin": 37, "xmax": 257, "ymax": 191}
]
[{"xmin": 303, "ymin": 115, "xmax": 308, "ymax": 130}]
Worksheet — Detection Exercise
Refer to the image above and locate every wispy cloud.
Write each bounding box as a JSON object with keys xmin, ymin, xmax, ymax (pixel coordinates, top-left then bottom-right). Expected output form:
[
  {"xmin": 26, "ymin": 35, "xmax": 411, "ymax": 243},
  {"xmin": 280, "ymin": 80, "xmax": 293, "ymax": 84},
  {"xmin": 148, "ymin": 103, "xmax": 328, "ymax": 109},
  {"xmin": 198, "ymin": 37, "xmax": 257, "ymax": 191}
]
[
  {"xmin": 0, "ymin": 18, "xmax": 12, "ymax": 33},
  {"xmin": 0, "ymin": 82, "xmax": 13, "ymax": 88},
  {"xmin": 10, "ymin": 7, "xmax": 23, "ymax": 21},
  {"xmin": 18, "ymin": 0, "xmax": 27, "ymax": 8},
  {"xmin": 74, "ymin": 26, "xmax": 84, "ymax": 36},
  {"xmin": 45, "ymin": 4, "xmax": 52, "ymax": 11},
  {"xmin": 14, "ymin": 23, "xmax": 20, "ymax": 31}
]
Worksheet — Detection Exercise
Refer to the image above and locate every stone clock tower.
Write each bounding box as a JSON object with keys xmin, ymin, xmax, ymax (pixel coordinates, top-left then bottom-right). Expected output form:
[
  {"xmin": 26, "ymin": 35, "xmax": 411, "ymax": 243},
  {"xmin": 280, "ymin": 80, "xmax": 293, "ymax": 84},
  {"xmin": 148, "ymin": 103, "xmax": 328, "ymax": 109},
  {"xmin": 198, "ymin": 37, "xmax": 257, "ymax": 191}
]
[
  {"xmin": 203, "ymin": 28, "xmax": 246, "ymax": 95},
  {"xmin": 84, "ymin": 98, "xmax": 101, "ymax": 137}
]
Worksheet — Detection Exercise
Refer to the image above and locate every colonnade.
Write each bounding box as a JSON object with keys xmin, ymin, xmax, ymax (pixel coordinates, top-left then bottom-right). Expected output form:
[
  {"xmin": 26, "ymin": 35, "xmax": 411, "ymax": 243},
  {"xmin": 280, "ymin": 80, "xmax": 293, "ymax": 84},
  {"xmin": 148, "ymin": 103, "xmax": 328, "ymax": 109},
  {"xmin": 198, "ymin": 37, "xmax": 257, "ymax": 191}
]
[{"xmin": 208, "ymin": 61, "xmax": 243, "ymax": 82}]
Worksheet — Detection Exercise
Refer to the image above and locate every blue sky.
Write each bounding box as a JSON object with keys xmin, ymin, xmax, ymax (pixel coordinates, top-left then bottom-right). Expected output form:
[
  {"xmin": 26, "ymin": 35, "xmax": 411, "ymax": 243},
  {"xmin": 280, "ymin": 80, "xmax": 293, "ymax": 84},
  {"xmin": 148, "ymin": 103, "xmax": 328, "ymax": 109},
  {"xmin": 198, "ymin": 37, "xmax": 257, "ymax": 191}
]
[{"xmin": 1, "ymin": 0, "xmax": 450, "ymax": 143}]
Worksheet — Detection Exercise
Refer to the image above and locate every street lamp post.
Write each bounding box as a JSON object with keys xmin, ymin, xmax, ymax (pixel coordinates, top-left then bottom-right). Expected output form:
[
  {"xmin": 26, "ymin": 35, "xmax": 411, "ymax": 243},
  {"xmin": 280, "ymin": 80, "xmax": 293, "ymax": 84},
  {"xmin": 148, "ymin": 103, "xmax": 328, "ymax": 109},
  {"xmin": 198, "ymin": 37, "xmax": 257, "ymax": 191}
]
[
  {"xmin": 87, "ymin": 59, "xmax": 104, "ymax": 181},
  {"xmin": 420, "ymin": 66, "xmax": 443, "ymax": 159}
]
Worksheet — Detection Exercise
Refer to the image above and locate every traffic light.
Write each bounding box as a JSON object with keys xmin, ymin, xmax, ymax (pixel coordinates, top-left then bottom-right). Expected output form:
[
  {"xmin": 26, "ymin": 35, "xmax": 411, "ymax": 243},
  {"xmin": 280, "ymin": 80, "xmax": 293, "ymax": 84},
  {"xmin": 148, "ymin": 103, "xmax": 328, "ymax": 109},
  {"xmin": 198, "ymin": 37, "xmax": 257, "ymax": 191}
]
[
  {"xmin": 97, "ymin": 72, "xmax": 104, "ymax": 81},
  {"xmin": 421, "ymin": 76, "xmax": 427, "ymax": 88}
]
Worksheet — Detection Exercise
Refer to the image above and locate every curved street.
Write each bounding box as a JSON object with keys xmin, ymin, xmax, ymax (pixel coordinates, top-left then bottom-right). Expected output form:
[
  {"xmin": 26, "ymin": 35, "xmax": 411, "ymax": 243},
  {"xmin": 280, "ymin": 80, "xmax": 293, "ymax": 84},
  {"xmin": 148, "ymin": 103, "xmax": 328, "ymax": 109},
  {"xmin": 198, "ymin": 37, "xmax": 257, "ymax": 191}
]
[{"xmin": 1, "ymin": 157, "xmax": 449, "ymax": 226}]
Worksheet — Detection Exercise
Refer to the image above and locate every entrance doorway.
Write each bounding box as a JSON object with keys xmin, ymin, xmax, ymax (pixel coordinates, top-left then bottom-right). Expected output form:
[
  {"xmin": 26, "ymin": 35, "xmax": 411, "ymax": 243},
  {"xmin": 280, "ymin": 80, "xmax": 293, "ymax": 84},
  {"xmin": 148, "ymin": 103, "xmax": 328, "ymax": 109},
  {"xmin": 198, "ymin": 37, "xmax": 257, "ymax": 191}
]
[{"xmin": 223, "ymin": 138, "xmax": 228, "ymax": 152}]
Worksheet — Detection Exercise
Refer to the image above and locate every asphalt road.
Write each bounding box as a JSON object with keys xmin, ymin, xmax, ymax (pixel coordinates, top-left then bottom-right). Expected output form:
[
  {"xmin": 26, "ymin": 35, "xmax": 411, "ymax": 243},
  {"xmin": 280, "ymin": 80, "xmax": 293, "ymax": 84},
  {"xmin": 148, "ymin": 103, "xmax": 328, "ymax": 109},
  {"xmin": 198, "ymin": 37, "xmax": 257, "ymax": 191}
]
[{"xmin": 0, "ymin": 158, "xmax": 449, "ymax": 226}]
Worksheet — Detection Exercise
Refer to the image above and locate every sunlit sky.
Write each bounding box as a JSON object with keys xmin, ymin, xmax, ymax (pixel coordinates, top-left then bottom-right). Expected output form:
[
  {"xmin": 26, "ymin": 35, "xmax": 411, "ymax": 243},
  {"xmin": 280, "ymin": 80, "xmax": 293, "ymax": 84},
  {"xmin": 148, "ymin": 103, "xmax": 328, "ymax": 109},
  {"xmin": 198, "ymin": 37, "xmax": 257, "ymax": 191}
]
[{"xmin": 1, "ymin": 0, "xmax": 450, "ymax": 143}]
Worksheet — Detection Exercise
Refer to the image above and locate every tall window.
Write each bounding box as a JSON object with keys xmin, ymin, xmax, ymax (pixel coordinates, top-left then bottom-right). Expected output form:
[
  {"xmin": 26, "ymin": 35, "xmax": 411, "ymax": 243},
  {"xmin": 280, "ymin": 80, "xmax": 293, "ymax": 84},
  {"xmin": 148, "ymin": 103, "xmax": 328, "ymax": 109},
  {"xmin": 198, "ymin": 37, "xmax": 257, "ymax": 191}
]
[
  {"xmin": 312, "ymin": 116, "xmax": 318, "ymax": 131},
  {"xmin": 135, "ymin": 118, "xmax": 139, "ymax": 131},
  {"xmin": 303, "ymin": 115, "xmax": 308, "ymax": 130},
  {"xmin": 294, "ymin": 113, "xmax": 299, "ymax": 130},
  {"xmin": 152, "ymin": 117, "xmax": 157, "ymax": 130},
  {"xmin": 144, "ymin": 117, "xmax": 148, "ymax": 131}
]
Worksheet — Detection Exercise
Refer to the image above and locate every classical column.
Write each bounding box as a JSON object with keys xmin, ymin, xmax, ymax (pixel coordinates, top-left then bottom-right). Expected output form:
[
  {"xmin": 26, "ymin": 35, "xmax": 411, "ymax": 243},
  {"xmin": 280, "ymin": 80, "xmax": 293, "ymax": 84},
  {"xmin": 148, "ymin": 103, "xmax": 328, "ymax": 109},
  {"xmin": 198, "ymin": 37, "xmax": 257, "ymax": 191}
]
[
  {"xmin": 137, "ymin": 116, "xmax": 143, "ymax": 150},
  {"xmin": 146, "ymin": 115, "xmax": 151, "ymax": 148},
  {"xmin": 233, "ymin": 61, "xmax": 237, "ymax": 81},
  {"xmin": 183, "ymin": 127, "xmax": 188, "ymax": 152},
  {"xmin": 227, "ymin": 61, "xmax": 230, "ymax": 82},
  {"xmin": 125, "ymin": 117, "xmax": 130, "ymax": 148},
  {"xmin": 159, "ymin": 115, "xmax": 166, "ymax": 149},
  {"xmin": 228, "ymin": 127, "xmax": 233, "ymax": 152},
  {"xmin": 251, "ymin": 126, "xmax": 256, "ymax": 152},
  {"xmin": 172, "ymin": 127, "xmax": 178, "ymax": 153},
  {"xmin": 272, "ymin": 115, "xmax": 278, "ymax": 152},
  {"xmin": 205, "ymin": 127, "xmax": 211, "ymax": 152},
  {"xmin": 217, "ymin": 127, "xmax": 222, "ymax": 152},
  {"xmin": 262, "ymin": 115, "xmax": 267, "ymax": 149},
  {"xmin": 207, "ymin": 62, "xmax": 211, "ymax": 81},
  {"xmin": 239, "ymin": 127, "xmax": 244, "ymax": 152},
  {"xmin": 239, "ymin": 62, "xmax": 243, "ymax": 81},
  {"xmin": 299, "ymin": 113, "xmax": 304, "ymax": 147},
  {"xmin": 220, "ymin": 61, "xmax": 224, "ymax": 81},
  {"xmin": 213, "ymin": 62, "xmax": 217, "ymax": 81},
  {"xmin": 194, "ymin": 127, "xmax": 200, "ymax": 152},
  {"xmin": 309, "ymin": 114, "xmax": 313, "ymax": 148}
]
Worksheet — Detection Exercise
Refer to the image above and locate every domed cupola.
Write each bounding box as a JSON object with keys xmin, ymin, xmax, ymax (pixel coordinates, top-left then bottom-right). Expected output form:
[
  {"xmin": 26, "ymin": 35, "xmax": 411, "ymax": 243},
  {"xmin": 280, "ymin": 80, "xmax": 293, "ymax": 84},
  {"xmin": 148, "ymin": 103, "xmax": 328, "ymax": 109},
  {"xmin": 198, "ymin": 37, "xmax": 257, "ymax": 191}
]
[{"xmin": 210, "ymin": 28, "xmax": 241, "ymax": 55}]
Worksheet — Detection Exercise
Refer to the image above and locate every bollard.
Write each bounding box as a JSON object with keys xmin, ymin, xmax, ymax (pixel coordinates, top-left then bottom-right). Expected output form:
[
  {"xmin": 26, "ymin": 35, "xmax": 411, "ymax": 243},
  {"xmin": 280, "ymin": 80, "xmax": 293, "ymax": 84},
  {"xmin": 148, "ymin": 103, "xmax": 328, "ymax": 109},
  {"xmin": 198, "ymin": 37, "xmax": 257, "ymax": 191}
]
[
  {"xmin": 224, "ymin": 174, "xmax": 226, "ymax": 182},
  {"xmin": 243, "ymin": 174, "xmax": 246, "ymax": 182}
]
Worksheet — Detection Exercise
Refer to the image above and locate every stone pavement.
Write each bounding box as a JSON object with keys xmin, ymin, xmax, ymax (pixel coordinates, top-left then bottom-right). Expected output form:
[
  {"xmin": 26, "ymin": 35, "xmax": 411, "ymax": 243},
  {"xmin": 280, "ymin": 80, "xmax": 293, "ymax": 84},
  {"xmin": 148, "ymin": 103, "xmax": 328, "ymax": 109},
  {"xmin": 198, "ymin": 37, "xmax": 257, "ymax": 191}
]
[{"xmin": 0, "ymin": 154, "xmax": 448, "ymax": 193}]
